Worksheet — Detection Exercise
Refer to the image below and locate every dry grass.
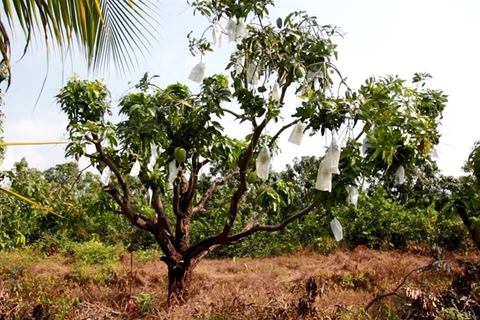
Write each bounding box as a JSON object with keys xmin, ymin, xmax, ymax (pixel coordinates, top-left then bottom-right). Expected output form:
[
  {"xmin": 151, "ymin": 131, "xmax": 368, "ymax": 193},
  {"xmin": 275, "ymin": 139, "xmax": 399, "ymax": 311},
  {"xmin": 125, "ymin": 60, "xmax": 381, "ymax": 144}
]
[{"xmin": 1, "ymin": 246, "xmax": 478, "ymax": 319}]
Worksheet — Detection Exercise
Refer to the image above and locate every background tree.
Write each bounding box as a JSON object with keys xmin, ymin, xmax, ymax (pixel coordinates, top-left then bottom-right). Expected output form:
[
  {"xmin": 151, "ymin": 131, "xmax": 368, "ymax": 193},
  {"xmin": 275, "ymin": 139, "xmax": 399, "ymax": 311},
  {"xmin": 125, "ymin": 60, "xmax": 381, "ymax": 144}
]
[
  {"xmin": 444, "ymin": 141, "xmax": 480, "ymax": 250},
  {"xmin": 0, "ymin": 158, "xmax": 159, "ymax": 250},
  {"xmin": 56, "ymin": 0, "xmax": 448, "ymax": 306}
]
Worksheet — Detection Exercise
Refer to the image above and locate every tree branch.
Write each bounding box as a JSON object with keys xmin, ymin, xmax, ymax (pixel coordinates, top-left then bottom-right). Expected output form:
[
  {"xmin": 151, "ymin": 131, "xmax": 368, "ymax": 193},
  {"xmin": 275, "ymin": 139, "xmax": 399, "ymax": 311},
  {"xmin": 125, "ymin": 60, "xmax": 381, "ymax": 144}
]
[
  {"xmin": 185, "ymin": 122, "xmax": 267, "ymax": 257},
  {"xmin": 186, "ymin": 78, "xmax": 293, "ymax": 256},
  {"xmin": 186, "ymin": 158, "xmax": 209, "ymax": 209},
  {"xmin": 223, "ymin": 119, "xmax": 267, "ymax": 235},
  {"xmin": 365, "ymin": 261, "xmax": 438, "ymax": 311},
  {"xmin": 61, "ymin": 164, "xmax": 92, "ymax": 196},
  {"xmin": 173, "ymin": 178, "xmax": 181, "ymax": 217},
  {"xmin": 222, "ymin": 108, "xmax": 245, "ymax": 120},
  {"xmin": 151, "ymin": 187, "xmax": 174, "ymax": 238},
  {"xmin": 224, "ymin": 203, "xmax": 316, "ymax": 245},
  {"xmin": 86, "ymin": 134, "xmax": 131, "ymax": 204},
  {"xmin": 354, "ymin": 123, "xmax": 369, "ymax": 143},
  {"xmin": 103, "ymin": 186, "xmax": 154, "ymax": 233},
  {"xmin": 268, "ymin": 120, "xmax": 298, "ymax": 150},
  {"xmin": 184, "ymin": 69, "xmax": 296, "ymax": 258},
  {"xmin": 192, "ymin": 171, "xmax": 239, "ymax": 215},
  {"xmin": 84, "ymin": 153, "xmax": 100, "ymax": 160},
  {"xmin": 187, "ymin": 203, "xmax": 316, "ymax": 258}
]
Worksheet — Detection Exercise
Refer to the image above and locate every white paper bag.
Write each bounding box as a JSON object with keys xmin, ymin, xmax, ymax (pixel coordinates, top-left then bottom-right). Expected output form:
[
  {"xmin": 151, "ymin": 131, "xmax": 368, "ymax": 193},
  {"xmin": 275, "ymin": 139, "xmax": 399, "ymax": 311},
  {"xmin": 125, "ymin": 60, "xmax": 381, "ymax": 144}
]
[
  {"xmin": 394, "ymin": 165, "xmax": 405, "ymax": 185},
  {"xmin": 150, "ymin": 144, "xmax": 159, "ymax": 159},
  {"xmin": 315, "ymin": 159, "xmax": 332, "ymax": 192},
  {"xmin": 361, "ymin": 137, "xmax": 371, "ymax": 157},
  {"xmin": 330, "ymin": 217, "xmax": 343, "ymax": 241},
  {"xmin": 212, "ymin": 21, "xmax": 222, "ymax": 47},
  {"xmin": 100, "ymin": 166, "xmax": 111, "ymax": 186},
  {"xmin": 256, "ymin": 146, "xmax": 271, "ymax": 181},
  {"xmin": 235, "ymin": 20, "xmax": 248, "ymax": 40},
  {"xmin": 322, "ymin": 144, "xmax": 341, "ymax": 175},
  {"xmin": 129, "ymin": 159, "xmax": 141, "ymax": 177},
  {"xmin": 346, "ymin": 185, "xmax": 359, "ymax": 208},
  {"xmin": 288, "ymin": 121, "xmax": 306, "ymax": 146},
  {"xmin": 306, "ymin": 70, "xmax": 320, "ymax": 82},
  {"xmin": 246, "ymin": 62, "xmax": 259, "ymax": 85},
  {"xmin": 226, "ymin": 18, "xmax": 237, "ymax": 42},
  {"xmin": 235, "ymin": 54, "xmax": 245, "ymax": 74},
  {"xmin": 188, "ymin": 61, "xmax": 206, "ymax": 83},
  {"xmin": 147, "ymin": 187, "xmax": 153, "ymax": 206},
  {"xmin": 270, "ymin": 83, "xmax": 280, "ymax": 102},
  {"xmin": 147, "ymin": 154, "xmax": 156, "ymax": 171},
  {"xmin": 168, "ymin": 159, "xmax": 179, "ymax": 185},
  {"xmin": 86, "ymin": 143, "xmax": 96, "ymax": 154},
  {"xmin": 329, "ymin": 139, "xmax": 341, "ymax": 174}
]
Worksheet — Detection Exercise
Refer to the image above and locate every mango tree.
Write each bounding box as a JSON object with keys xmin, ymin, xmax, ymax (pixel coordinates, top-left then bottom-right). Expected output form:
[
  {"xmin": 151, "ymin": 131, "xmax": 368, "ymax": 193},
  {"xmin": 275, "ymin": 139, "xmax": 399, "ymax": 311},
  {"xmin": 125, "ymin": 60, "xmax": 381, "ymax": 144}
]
[
  {"xmin": 445, "ymin": 141, "xmax": 480, "ymax": 250},
  {"xmin": 56, "ymin": 0, "xmax": 447, "ymax": 306}
]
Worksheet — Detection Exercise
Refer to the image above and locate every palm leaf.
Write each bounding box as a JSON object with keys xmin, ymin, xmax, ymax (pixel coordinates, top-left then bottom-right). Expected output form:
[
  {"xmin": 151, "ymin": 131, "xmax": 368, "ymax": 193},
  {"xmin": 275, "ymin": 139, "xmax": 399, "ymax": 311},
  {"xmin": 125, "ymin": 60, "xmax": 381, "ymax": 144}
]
[{"xmin": 0, "ymin": 0, "xmax": 162, "ymax": 89}]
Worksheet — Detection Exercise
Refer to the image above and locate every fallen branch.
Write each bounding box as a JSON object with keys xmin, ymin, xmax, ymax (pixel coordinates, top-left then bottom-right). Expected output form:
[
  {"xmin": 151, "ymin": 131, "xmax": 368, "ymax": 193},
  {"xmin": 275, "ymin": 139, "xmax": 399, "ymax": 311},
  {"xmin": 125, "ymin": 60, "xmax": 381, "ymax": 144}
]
[{"xmin": 365, "ymin": 260, "xmax": 445, "ymax": 311}]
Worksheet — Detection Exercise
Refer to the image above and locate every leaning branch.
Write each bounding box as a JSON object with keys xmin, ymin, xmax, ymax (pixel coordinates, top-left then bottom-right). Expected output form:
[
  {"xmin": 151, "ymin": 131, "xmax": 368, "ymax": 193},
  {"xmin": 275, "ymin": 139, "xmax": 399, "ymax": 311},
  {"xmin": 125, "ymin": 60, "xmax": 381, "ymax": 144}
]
[
  {"xmin": 65, "ymin": 164, "xmax": 92, "ymax": 195},
  {"xmin": 187, "ymin": 203, "xmax": 316, "ymax": 258},
  {"xmin": 186, "ymin": 158, "xmax": 210, "ymax": 208},
  {"xmin": 224, "ymin": 203, "xmax": 317, "ymax": 245},
  {"xmin": 222, "ymin": 119, "xmax": 267, "ymax": 236},
  {"xmin": 365, "ymin": 261, "xmax": 439, "ymax": 311},
  {"xmin": 151, "ymin": 187, "xmax": 175, "ymax": 238},
  {"xmin": 192, "ymin": 171, "xmax": 239, "ymax": 214},
  {"xmin": 173, "ymin": 178, "xmax": 181, "ymax": 216},
  {"xmin": 103, "ymin": 186, "xmax": 154, "ymax": 232},
  {"xmin": 222, "ymin": 108, "xmax": 245, "ymax": 120},
  {"xmin": 268, "ymin": 120, "xmax": 298, "ymax": 150},
  {"xmin": 86, "ymin": 134, "xmax": 131, "ymax": 204}
]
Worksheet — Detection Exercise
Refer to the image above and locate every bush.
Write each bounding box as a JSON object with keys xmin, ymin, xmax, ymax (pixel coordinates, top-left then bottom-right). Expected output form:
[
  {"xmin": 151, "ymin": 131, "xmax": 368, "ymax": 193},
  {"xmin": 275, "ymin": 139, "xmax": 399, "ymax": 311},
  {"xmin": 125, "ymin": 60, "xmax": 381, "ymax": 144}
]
[
  {"xmin": 61, "ymin": 239, "xmax": 124, "ymax": 265},
  {"xmin": 433, "ymin": 217, "xmax": 469, "ymax": 251},
  {"xmin": 335, "ymin": 187, "xmax": 431, "ymax": 249},
  {"xmin": 335, "ymin": 186, "xmax": 468, "ymax": 251}
]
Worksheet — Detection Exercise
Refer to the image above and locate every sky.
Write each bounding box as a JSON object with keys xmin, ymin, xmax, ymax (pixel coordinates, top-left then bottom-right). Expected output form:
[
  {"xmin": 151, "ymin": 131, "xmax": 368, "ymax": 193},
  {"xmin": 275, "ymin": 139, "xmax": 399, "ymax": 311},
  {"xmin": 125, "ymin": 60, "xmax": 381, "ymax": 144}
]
[{"xmin": 1, "ymin": 0, "xmax": 479, "ymax": 178}]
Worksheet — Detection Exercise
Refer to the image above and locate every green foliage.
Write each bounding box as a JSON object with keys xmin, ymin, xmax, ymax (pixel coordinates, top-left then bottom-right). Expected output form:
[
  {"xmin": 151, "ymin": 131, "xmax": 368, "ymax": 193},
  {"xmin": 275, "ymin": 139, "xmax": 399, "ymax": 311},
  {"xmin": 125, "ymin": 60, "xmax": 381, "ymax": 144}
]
[
  {"xmin": 337, "ymin": 186, "xmax": 433, "ymax": 249},
  {"xmin": 17, "ymin": 0, "xmax": 453, "ymax": 270},
  {"xmin": 357, "ymin": 74, "xmax": 447, "ymax": 171},
  {"xmin": 0, "ymin": 159, "xmax": 158, "ymax": 251},
  {"xmin": 0, "ymin": 153, "xmax": 468, "ymax": 259}
]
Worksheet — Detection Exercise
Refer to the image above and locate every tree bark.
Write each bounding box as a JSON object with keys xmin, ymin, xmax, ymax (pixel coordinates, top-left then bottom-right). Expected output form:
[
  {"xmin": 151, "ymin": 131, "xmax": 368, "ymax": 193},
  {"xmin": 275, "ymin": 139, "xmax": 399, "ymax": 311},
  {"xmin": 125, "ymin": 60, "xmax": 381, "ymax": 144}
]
[{"xmin": 175, "ymin": 216, "xmax": 191, "ymax": 253}]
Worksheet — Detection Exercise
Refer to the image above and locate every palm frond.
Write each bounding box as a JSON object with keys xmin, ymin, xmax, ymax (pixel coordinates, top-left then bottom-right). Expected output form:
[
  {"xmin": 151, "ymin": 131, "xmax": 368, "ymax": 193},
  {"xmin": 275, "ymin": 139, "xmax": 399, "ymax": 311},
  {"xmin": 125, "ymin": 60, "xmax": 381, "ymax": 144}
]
[{"xmin": 0, "ymin": 0, "xmax": 162, "ymax": 89}]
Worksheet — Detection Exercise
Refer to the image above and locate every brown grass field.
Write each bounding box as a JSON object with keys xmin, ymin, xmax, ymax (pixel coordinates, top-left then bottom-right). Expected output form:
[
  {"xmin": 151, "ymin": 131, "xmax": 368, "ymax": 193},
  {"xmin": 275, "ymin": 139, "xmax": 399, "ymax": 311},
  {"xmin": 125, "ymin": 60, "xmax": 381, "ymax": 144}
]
[{"xmin": 1, "ymin": 246, "xmax": 479, "ymax": 319}]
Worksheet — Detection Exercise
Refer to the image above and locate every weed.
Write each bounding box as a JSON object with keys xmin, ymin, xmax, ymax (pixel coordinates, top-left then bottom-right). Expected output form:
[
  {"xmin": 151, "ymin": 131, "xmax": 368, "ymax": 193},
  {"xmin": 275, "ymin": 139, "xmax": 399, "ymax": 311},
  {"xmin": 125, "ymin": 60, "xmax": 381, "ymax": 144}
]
[{"xmin": 132, "ymin": 292, "xmax": 158, "ymax": 315}]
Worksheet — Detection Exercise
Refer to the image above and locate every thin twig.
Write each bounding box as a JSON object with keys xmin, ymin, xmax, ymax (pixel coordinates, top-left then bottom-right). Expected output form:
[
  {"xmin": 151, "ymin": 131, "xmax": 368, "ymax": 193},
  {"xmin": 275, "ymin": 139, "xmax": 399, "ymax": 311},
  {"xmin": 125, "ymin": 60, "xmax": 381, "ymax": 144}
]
[{"xmin": 66, "ymin": 164, "xmax": 92, "ymax": 195}]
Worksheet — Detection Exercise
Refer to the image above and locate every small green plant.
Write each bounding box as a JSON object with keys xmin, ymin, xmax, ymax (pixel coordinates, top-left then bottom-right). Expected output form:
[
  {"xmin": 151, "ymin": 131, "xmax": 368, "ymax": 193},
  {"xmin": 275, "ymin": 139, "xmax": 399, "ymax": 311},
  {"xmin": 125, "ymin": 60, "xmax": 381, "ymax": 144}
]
[
  {"xmin": 132, "ymin": 292, "xmax": 157, "ymax": 316},
  {"xmin": 313, "ymin": 236, "xmax": 338, "ymax": 255}
]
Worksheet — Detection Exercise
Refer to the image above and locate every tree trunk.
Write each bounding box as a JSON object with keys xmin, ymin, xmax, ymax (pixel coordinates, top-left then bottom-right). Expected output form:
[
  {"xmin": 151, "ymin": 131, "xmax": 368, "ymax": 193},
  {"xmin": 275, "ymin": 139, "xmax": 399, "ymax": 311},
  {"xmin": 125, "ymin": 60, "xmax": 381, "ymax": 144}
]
[
  {"xmin": 456, "ymin": 205, "xmax": 480, "ymax": 251},
  {"xmin": 164, "ymin": 258, "xmax": 192, "ymax": 307}
]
